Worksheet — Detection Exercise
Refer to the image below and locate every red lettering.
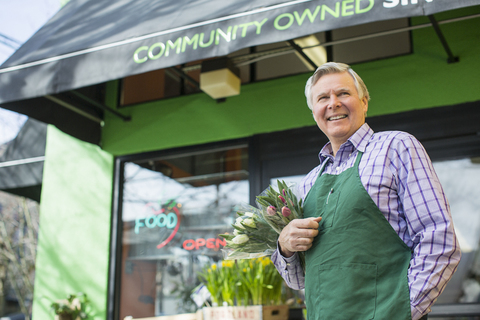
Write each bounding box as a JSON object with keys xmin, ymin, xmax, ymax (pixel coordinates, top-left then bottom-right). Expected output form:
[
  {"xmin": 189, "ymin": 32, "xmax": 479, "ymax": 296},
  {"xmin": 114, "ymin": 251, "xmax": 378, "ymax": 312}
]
[
  {"xmin": 183, "ymin": 239, "xmax": 195, "ymax": 250},
  {"xmin": 216, "ymin": 238, "xmax": 227, "ymax": 248},
  {"xmin": 196, "ymin": 238, "xmax": 206, "ymax": 249},
  {"xmin": 206, "ymin": 238, "xmax": 215, "ymax": 249},
  {"xmin": 182, "ymin": 238, "xmax": 227, "ymax": 251}
]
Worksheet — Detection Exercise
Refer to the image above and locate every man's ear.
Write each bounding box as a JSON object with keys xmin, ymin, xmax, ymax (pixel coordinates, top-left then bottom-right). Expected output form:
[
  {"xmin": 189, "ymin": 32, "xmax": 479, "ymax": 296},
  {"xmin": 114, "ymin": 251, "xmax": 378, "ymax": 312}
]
[{"xmin": 362, "ymin": 97, "xmax": 368, "ymax": 114}]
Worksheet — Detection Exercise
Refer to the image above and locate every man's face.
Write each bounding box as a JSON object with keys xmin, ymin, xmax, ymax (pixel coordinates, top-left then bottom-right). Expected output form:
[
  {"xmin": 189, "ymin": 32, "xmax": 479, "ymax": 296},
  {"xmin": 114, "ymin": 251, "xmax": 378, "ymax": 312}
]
[{"xmin": 311, "ymin": 72, "xmax": 368, "ymax": 149}]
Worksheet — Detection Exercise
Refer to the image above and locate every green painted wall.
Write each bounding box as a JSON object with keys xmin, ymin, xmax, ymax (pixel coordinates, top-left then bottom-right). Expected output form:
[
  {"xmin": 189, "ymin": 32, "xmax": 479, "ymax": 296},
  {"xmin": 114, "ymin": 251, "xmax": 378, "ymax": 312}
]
[
  {"xmin": 102, "ymin": 8, "xmax": 480, "ymax": 156},
  {"xmin": 32, "ymin": 126, "xmax": 114, "ymax": 320}
]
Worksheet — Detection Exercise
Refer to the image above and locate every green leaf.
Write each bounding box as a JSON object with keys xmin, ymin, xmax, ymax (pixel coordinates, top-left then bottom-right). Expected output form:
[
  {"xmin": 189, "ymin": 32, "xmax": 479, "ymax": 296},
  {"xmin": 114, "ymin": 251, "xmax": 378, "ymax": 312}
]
[
  {"xmin": 256, "ymin": 196, "xmax": 276, "ymax": 207},
  {"xmin": 219, "ymin": 234, "xmax": 235, "ymax": 240}
]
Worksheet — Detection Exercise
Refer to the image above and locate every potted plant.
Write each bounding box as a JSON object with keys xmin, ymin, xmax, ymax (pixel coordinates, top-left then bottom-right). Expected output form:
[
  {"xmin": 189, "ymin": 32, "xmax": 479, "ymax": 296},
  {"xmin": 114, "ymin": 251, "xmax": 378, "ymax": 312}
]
[
  {"xmin": 197, "ymin": 257, "xmax": 290, "ymax": 320},
  {"xmin": 50, "ymin": 292, "xmax": 90, "ymax": 320}
]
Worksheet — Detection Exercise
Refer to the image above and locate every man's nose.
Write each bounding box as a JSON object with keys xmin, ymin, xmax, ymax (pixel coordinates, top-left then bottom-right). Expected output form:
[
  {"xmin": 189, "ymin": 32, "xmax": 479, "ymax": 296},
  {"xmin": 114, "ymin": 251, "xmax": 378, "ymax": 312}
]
[{"xmin": 328, "ymin": 94, "xmax": 341, "ymax": 108}]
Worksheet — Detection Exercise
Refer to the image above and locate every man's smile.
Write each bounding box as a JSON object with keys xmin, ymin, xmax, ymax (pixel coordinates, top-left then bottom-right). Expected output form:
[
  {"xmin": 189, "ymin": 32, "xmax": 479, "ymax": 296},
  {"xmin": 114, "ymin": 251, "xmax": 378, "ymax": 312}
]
[{"xmin": 327, "ymin": 114, "xmax": 348, "ymax": 121}]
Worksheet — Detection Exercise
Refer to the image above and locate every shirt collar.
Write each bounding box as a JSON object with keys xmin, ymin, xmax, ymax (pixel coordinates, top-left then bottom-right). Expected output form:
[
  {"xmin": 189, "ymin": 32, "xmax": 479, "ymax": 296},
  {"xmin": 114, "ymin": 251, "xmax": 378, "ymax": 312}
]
[{"xmin": 318, "ymin": 123, "xmax": 374, "ymax": 162}]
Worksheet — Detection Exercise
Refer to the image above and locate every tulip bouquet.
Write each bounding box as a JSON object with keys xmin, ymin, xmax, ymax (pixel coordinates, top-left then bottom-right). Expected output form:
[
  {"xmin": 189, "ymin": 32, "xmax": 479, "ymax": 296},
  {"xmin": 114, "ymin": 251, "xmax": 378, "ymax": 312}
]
[
  {"xmin": 219, "ymin": 207, "xmax": 279, "ymax": 259},
  {"xmin": 220, "ymin": 180, "xmax": 304, "ymax": 268}
]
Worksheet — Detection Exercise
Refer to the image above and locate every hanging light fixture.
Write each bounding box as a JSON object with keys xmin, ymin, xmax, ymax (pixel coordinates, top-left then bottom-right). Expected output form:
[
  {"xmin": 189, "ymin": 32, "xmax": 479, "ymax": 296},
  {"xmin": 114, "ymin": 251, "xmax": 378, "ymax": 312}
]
[
  {"xmin": 200, "ymin": 58, "xmax": 241, "ymax": 99},
  {"xmin": 293, "ymin": 35, "xmax": 327, "ymax": 71}
]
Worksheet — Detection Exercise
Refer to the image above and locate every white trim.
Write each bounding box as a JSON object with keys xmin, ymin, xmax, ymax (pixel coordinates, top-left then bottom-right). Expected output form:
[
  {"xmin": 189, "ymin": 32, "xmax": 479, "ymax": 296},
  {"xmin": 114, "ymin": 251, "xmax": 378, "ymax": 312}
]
[
  {"xmin": 0, "ymin": 0, "xmax": 311, "ymax": 74},
  {"xmin": 0, "ymin": 156, "xmax": 45, "ymax": 168}
]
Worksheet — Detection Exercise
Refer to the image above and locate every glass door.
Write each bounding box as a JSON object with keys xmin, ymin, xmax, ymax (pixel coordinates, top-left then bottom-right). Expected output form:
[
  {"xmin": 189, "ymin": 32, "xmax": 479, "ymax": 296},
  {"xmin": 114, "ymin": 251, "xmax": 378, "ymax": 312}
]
[{"xmin": 118, "ymin": 145, "xmax": 249, "ymax": 319}]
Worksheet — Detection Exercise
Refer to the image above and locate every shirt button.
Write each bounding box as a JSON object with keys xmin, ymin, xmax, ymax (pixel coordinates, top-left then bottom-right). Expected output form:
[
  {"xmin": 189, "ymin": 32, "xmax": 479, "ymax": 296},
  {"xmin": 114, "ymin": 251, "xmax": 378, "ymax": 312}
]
[{"xmin": 336, "ymin": 167, "xmax": 340, "ymax": 172}]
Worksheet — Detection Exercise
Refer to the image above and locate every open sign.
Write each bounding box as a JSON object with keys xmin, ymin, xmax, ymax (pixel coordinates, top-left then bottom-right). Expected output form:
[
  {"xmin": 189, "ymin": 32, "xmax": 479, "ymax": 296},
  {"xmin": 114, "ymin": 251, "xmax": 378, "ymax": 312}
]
[{"xmin": 182, "ymin": 238, "xmax": 226, "ymax": 251}]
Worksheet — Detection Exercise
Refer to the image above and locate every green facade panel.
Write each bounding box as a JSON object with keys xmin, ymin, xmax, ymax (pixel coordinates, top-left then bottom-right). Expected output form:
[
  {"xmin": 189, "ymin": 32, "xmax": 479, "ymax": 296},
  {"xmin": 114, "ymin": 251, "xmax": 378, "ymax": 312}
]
[{"xmin": 32, "ymin": 126, "xmax": 114, "ymax": 320}]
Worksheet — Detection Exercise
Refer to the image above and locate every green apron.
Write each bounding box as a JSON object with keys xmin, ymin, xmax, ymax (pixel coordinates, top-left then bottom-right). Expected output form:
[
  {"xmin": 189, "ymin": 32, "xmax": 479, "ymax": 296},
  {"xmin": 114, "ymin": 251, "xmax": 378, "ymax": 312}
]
[{"xmin": 303, "ymin": 152, "xmax": 412, "ymax": 320}]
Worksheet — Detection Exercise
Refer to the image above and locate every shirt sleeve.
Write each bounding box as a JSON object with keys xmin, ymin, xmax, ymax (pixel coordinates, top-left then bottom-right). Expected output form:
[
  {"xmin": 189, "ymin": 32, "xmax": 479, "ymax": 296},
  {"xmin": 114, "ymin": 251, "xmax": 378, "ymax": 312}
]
[
  {"xmin": 391, "ymin": 134, "xmax": 461, "ymax": 320},
  {"xmin": 271, "ymin": 244, "xmax": 305, "ymax": 290}
]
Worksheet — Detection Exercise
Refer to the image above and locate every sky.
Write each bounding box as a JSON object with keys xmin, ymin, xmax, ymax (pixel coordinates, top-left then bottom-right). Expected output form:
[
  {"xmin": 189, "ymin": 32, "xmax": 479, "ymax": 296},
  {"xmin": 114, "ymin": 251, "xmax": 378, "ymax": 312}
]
[{"xmin": 0, "ymin": 0, "xmax": 62, "ymax": 144}]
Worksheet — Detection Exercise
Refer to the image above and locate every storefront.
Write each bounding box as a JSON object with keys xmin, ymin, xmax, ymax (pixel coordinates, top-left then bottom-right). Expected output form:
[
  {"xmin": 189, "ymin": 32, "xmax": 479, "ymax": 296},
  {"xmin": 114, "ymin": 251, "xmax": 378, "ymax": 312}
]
[
  {"xmin": 107, "ymin": 102, "xmax": 480, "ymax": 319},
  {"xmin": 1, "ymin": 1, "xmax": 480, "ymax": 319}
]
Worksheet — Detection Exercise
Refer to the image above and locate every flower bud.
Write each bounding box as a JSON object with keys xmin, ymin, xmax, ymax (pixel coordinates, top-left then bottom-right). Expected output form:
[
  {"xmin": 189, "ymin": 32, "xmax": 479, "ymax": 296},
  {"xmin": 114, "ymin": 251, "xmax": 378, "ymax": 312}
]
[
  {"xmin": 278, "ymin": 195, "xmax": 287, "ymax": 204},
  {"xmin": 232, "ymin": 234, "xmax": 249, "ymax": 244},
  {"xmin": 243, "ymin": 218, "xmax": 256, "ymax": 228},
  {"xmin": 235, "ymin": 217, "xmax": 245, "ymax": 229},
  {"xmin": 282, "ymin": 189, "xmax": 286, "ymax": 196},
  {"xmin": 281, "ymin": 206, "xmax": 291, "ymax": 217},
  {"xmin": 267, "ymin": 206, "xmax": 276, "ymax": 216}
]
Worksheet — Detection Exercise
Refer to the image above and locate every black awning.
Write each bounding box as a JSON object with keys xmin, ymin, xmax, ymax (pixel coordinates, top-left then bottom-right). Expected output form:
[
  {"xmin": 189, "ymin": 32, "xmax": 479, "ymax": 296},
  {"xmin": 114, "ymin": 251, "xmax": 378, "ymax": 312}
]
[
  {"xmin": 0, "ymin": 118, "xmax": 47, "ymax": 202},
  {"xmin": 1, "ymin": 0, "xmax": 479, "ymax": 105}
]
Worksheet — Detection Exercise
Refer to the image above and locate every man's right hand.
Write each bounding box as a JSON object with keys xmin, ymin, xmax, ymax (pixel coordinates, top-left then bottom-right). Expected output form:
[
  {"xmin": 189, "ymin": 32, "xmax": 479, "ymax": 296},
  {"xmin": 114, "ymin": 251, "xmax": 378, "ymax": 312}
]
[{"xmin": 278, "ymin": 217, "xmax": 322, "ymax": 257}]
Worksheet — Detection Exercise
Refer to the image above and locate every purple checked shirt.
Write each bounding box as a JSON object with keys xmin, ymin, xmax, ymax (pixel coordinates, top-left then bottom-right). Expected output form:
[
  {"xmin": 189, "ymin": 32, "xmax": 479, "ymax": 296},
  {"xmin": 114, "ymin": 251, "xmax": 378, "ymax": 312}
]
[{"xmin": 271, "ymin": 123, "xmax": 461, "ymax": 320}]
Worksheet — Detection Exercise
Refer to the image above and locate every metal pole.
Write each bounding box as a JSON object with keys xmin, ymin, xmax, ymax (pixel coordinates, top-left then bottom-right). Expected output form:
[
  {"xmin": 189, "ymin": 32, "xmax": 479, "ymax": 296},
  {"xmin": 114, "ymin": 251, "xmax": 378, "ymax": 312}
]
[
  {"xmin": 45, "ymin": 95, "xmax": 104, "ymax": 125},
  {"xmin": 428, "ymin": 15, "xmax": 459, "ymax": 63},
  {"xmin": 168, "ymin": 67, "xmax": 200, "ymax": 90},
  {"xmin": 71, "ymin": 90, "xmax": 131, "ymax": 122},
  {"xmin": 287, "ymin": 40, "xmax": 318, "ymax": 70}
]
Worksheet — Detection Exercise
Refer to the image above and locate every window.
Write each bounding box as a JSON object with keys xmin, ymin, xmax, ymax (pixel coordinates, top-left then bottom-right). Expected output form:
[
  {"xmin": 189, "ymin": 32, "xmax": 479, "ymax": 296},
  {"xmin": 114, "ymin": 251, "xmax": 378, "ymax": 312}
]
[
  {"xmin": 117, "ymin": 145, "xmax": 249, "ymax": 319},
  {"xmin": 432, "ymin": 157, "xmax": 480, "ymax": 305},
  {"xmin": 331, "ymin": 18, "xmax": 411, "ymax": 64}
]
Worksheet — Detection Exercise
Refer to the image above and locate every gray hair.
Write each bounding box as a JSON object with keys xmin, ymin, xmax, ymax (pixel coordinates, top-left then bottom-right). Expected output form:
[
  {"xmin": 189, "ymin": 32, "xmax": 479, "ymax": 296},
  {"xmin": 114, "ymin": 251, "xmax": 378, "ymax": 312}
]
[{"xmin": 304, "ymin": 62, "xmax": 370, "ymax": 110}]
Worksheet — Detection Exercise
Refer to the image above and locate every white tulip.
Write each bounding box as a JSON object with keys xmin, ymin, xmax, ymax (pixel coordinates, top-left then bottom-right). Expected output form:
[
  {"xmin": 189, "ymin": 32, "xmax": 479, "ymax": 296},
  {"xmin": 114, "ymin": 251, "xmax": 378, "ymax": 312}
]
[
  {"xmin": 232, "ymin": 234, "xmax": 249, "ymax": 244},
  {"xmin": 243, "ymin": 218, "xmax": 256, "ymax": 228}
]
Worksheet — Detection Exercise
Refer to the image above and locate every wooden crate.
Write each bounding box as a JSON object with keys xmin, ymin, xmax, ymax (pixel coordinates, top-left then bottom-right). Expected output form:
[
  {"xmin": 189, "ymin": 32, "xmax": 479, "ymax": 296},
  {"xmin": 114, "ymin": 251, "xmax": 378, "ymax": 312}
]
[
  {"xmin": 202, "ymin": 305, "xmax": 289, "ymax": 320},
  {"xmin": 123, "ymin": 305, "xmax": 289, "ymax": 320},
  {"xmin": 262, "ymin": 305, "xmax": 289, "ymax": 320},
  {"xmin": 124, "ymin": 310, "xmax": 202, "ymax": 320}
]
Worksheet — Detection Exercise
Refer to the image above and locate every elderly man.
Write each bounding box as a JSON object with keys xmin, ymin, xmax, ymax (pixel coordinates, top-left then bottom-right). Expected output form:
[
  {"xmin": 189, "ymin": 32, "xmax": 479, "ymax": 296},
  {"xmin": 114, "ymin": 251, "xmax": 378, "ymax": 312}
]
[{"xmin": 271, "ymin": 62, "xmax": 460, "ymax": 320}]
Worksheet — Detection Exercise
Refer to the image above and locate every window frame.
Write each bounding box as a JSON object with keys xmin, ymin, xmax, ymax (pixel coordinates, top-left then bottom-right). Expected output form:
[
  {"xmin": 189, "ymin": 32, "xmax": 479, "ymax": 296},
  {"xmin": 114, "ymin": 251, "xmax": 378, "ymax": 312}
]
[{"xmin": 107, "ymin": 138, "xmax": 250, "ymax": 320}]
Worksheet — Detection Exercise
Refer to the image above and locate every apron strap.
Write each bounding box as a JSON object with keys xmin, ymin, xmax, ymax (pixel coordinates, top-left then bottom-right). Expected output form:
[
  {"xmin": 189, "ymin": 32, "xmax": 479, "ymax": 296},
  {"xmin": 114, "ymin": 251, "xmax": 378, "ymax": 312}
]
[{"xmin": 354, "ymin": 150, "xmax": 363, "ymax": 167}]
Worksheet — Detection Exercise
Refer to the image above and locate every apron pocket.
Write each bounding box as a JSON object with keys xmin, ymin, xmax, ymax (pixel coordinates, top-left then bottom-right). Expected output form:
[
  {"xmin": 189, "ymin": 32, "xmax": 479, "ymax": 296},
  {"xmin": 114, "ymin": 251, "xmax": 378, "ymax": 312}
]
[
  {"xmin": 313, "ymin": 263, "xmax": 377, "ymax": 320},
  {"xmin": 317, "ymin": 189, "xmax": 340, "ymax": 230}
]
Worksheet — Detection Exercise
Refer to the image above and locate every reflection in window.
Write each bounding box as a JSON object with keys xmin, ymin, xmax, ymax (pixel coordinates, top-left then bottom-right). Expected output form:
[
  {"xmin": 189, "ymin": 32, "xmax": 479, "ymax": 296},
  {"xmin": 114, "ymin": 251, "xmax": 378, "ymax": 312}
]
[
  {"xmin": 270, "ymin": 175, "xmax": 304, "ymax": 191},
  {"xmin": 434, "ymin": 157, "xmax": 480, "ymax": 307},
  {"xmin": 119, "ymin": 147, "xmax": 248, "ymax": 319}
]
